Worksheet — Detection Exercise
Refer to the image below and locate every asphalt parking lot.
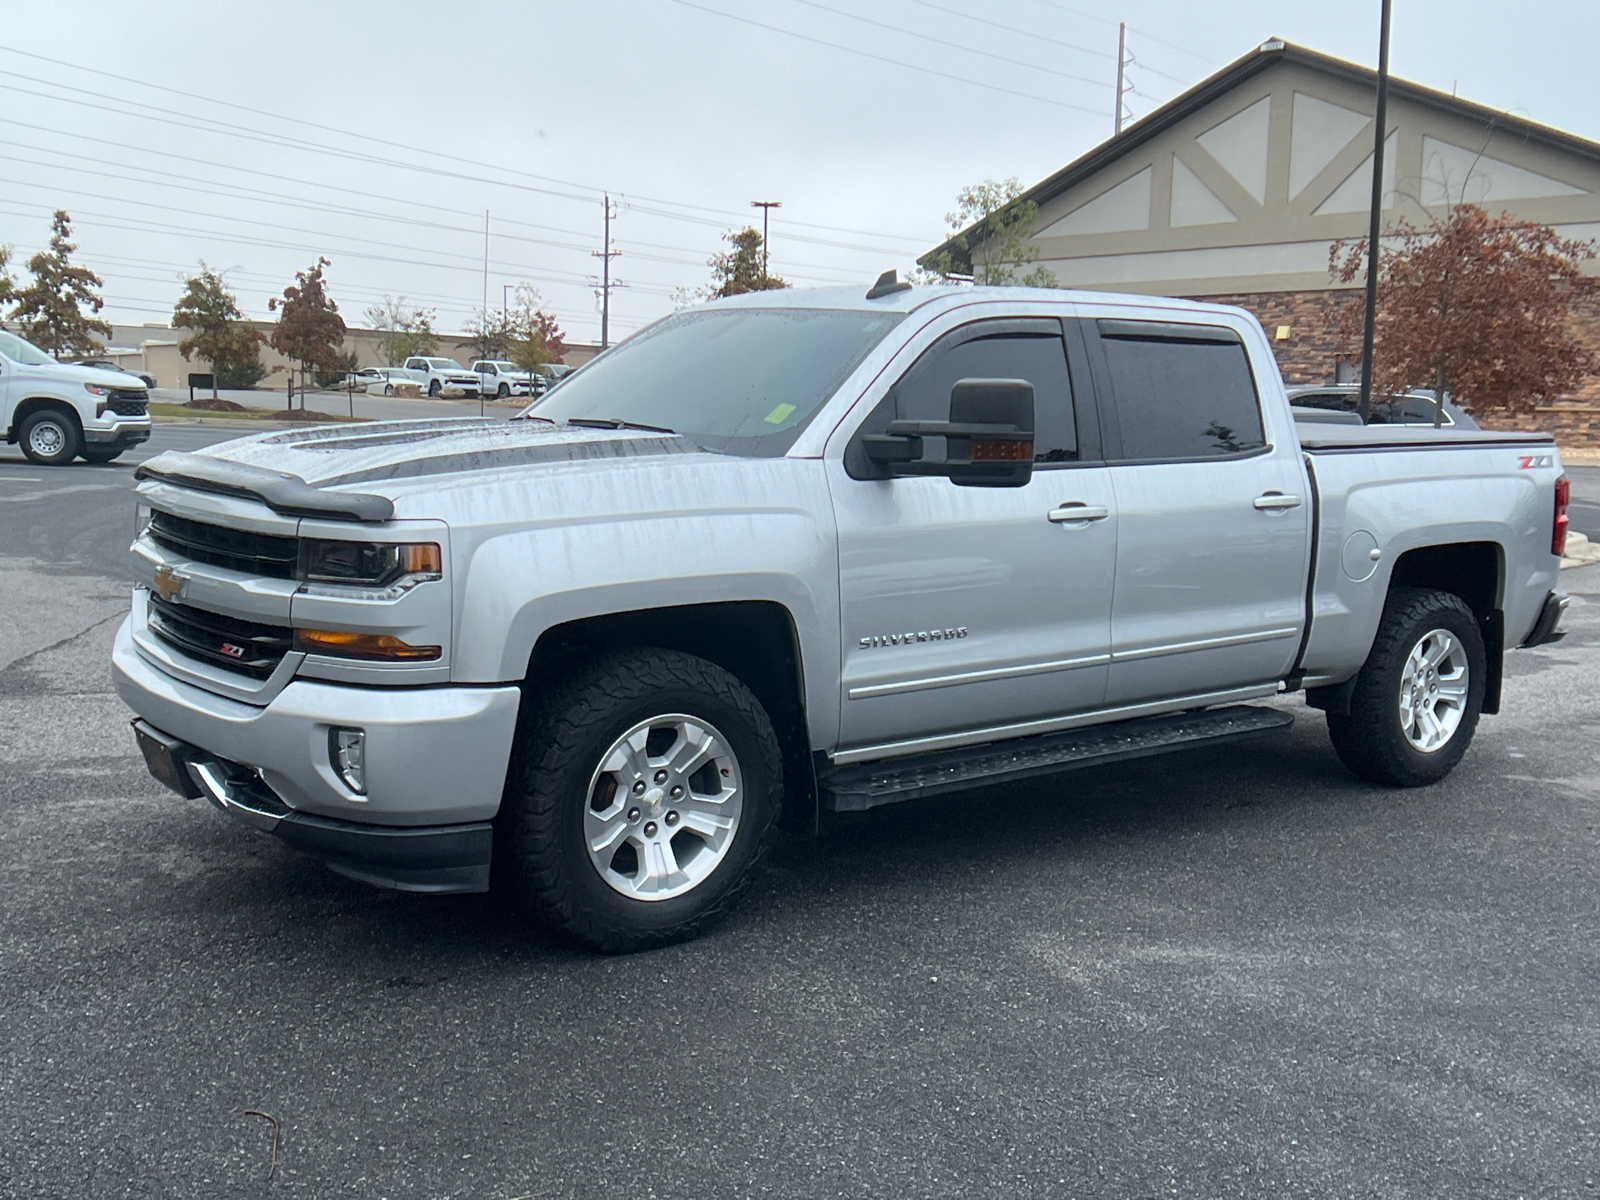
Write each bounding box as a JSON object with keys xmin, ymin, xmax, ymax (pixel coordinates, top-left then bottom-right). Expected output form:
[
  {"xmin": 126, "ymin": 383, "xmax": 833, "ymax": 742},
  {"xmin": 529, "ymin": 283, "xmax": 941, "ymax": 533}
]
[{"xmin": 3, "ymin": 427, "xmax": 1599, "ymax": 1198}]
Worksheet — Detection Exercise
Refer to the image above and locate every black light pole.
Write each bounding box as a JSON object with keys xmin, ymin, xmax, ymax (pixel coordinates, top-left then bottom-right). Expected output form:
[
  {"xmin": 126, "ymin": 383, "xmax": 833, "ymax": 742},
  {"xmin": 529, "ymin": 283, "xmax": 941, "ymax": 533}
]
[
  {"xmin": 1357, "ymin": 0, "xmax": 1393, "ymax": 425},
  {"xmin": 751, "ymin": 200, "xmax": 781, "ymax": 281}
]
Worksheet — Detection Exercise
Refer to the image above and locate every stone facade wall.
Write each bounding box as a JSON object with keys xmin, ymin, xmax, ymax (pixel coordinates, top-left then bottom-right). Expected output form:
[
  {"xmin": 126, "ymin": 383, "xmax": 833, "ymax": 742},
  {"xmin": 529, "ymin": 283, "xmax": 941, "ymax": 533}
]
[{"xmin": 1192, "ymin": 287, "xmax": 1600, "ymax": 447}]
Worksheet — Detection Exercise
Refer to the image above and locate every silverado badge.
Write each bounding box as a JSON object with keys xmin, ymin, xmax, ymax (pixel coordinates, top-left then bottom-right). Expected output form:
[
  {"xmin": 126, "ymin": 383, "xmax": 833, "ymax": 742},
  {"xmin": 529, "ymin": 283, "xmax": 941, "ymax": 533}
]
[{"xmin": 860, "ymin": 627, "xmax": 968, "ymax": 649}]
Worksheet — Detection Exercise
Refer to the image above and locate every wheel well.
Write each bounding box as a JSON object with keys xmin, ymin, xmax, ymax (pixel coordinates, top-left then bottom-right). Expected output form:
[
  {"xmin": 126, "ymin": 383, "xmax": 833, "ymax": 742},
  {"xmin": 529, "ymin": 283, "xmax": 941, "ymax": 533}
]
[
  {"xmin": 523, "ymin": 601, "xmax": 818, "ymax": 832},
  {"xmin": 8, "ymin": 397, "xmax": 83, "ymax": 444},
  {"xmin": 1390, "ymin": 541, "xmax": 1505, "ymax": 715}
]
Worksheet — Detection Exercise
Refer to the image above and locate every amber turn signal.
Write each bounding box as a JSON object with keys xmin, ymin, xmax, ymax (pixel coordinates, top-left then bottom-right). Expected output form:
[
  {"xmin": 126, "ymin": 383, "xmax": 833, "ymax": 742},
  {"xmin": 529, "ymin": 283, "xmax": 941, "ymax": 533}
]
[
  {"xmin": 968, "ymin": 437, "xmax": 1034, "ymax": 462},
  {"xmin": 294, "ymin": 628, "xmax": 442, "ymax": 661}
]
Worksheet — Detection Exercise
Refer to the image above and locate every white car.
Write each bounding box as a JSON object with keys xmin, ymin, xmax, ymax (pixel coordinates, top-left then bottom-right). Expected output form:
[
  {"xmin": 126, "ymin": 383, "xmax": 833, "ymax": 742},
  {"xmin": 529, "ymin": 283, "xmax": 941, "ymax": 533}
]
[
  {"xmin": 2, "ymin": 329, "xmax": 152, "ymax": 464},
  {"xmin": 403, "ymin": 357, "xmax": 480, "ymax": 398},
  {"xmin": 471, "ymin": 360, "xmax": 533, "ymax": 399}
]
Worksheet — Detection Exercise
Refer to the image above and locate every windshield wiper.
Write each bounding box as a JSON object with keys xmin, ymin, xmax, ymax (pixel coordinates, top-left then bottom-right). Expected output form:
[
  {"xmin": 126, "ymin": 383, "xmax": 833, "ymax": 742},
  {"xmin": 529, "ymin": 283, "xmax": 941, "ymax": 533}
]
[
  {"xmin": 509, "ymin": 413, "xmax": 556, "ymax": 424},
  {"xmin": 565, "ymin": 416, "xmax": 677, "ymax": 435}
]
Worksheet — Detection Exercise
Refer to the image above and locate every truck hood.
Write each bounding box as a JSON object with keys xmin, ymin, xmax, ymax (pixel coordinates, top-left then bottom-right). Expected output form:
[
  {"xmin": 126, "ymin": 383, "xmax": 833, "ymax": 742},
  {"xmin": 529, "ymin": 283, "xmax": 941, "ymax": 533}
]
[
  {"xmin": 40, "ymin": 361, "xmax": 147, "ymax": 389},
  {"xmin": 136, "ymin": 418, "xmax": 703, "ymax": 522}
]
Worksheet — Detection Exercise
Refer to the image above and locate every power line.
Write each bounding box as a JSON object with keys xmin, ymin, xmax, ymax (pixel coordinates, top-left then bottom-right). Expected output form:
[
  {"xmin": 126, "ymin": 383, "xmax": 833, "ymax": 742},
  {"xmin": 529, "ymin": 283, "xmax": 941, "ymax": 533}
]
[
  {"xmin": 1017, "ymin": 0, "xmax": 1222, "ymax": 68},
  {"xmin": 0, "ymin": 46, "xmax": 935, "ymax": 247},
  {"xmin": 664, "ymin": 0, "xmax": 1107, "ymax": 116},
  {"xmin": 780, "ymin": 0, "xmax": 1110, "ymax": 89}
]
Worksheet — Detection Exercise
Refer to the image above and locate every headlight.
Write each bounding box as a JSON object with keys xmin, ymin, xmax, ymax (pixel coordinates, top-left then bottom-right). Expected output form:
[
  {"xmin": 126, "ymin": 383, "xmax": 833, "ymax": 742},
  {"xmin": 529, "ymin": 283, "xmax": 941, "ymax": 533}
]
[
  {"xmin": 84, "ymin": 382, "xmax": 119, "ymax": 396},
  {"xmin": 298, "ymin": 540, "xmax": 441, "ymax": 587}
]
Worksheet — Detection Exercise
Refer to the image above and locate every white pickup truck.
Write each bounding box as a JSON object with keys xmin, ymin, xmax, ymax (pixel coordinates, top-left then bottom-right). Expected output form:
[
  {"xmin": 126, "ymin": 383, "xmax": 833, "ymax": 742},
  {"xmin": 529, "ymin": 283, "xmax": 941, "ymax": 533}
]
[
  {"xmin": 401, "ymin": 356, "xmax": 481, "ymax": 398},
  {"xmin": 113, "ymin": 279, "xmax": 1569, "ymax": 951},
  {"xmin": 2, "ymin": 329, "xmax": 152, "ymax": 464}
]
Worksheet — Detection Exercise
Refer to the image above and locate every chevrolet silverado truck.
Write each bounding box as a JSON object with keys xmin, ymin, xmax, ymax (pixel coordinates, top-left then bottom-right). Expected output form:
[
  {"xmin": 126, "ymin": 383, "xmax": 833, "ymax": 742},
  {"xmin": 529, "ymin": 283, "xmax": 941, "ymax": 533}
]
[
  {"xmin": 2, "ymin": 329, "xmax": 152, "ymax": 464},
  {"xmin": 401, "ymin": 355, "xmax": 481, "ymax": 398},
  {"xmin": 113, "ymin": 278, "xmax": 1570, "ymax": 952}
]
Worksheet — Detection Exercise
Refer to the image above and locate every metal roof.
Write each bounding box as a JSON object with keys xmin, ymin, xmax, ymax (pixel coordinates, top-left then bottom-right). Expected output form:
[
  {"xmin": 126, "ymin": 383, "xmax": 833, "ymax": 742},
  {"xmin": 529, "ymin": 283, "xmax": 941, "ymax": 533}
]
[{"xmin": 920, "ymin": 38, "xmax": 1600, "ymax": 274}]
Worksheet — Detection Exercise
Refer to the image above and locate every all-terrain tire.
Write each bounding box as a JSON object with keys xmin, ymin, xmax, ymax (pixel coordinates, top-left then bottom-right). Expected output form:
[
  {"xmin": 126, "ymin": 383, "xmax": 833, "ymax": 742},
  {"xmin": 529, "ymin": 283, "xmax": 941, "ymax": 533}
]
[
  {"xmin": 18, "ymin": 409, "xmax": 81, "ymax": 466},
  {"xmin": 501, "ymin": 648, "xmax": 783, "ymax": 952},
  {"xmin": 1326, "ymin": 587, "xmax": 1486, "ymax": 787}
]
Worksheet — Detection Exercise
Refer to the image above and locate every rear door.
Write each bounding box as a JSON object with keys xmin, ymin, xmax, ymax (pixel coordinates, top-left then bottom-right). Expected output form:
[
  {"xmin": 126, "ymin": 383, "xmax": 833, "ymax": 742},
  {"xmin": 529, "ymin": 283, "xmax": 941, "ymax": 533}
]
[
  {"xmin": 830, "ymin": 315, "xmax": 1118, "ymax": 754},
  {"xmin": 1085, "ymin": 316, "xmax": 1311, "ymax": 706}
]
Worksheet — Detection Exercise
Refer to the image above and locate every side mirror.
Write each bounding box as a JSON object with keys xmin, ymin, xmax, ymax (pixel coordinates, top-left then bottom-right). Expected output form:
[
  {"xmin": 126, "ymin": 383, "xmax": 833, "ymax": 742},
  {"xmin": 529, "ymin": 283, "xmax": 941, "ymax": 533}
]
[{"xmin": 861, "ymin": 378, "xmax": 1035, "ymax": 488}]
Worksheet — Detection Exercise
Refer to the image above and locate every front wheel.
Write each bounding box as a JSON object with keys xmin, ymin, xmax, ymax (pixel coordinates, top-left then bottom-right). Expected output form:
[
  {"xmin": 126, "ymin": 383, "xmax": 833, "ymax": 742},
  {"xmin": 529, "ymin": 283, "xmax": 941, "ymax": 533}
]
[
  {"xmin": 18, "ymin": 410, "xmax": 80, "ymax": 466},
  {"xmin": 497, "ymin": 383, "xmax": 510, "ymax": 399},
  {"xmin": 428, "ymin": 379, "xmax": 441, "ymax": 397},
  {"xmin": 383, "ymin": 384, "xmax": 395, "ymax": 396},
  {"xmin": 1326, "ymin": 587, "xmax": 1486, "ymax": 786},
  {"xmin": 501, "ymin": 648, "xmax": 782, "ymax": 952}
]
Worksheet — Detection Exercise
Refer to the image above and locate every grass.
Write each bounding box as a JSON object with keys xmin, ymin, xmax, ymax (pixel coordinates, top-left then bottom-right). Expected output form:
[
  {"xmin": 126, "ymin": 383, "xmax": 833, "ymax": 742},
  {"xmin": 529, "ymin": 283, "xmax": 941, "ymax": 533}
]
[{"xmin": 148, "ymin": 402, "xmax": 367, "ymax": 423}]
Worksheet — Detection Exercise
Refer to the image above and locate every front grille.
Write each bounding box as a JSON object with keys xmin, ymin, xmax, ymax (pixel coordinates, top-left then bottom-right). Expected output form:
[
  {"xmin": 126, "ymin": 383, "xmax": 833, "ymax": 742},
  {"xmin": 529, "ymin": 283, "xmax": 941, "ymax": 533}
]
[
  {"xmin": 149, "ymin": 511, "xmax": 299, "ymax": 578},
  {"xmin": 107, "ymin": 394, "xmax": 148, "ymax": 416},
  {"xmin": 147, "ymin": 595, "xmax": 293, "ymax": 678}
]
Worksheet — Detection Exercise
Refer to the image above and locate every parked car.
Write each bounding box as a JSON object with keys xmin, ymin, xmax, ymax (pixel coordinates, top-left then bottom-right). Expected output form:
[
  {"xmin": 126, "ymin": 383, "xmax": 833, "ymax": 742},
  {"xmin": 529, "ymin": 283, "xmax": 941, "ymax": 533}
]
[
  {"xmin": 115, "ymin": 282, "xmax": 1568, "ymax": 952},
  {"xmin": 342, "ymin": 367, "xmax": 391, "ymax": 393},
  {"xmin": 531, "ymin": 362, "xmax": 574, "ymax": 396},
  {"xmin": 74, "ymin": 358, "xmax": 158, "ymax": 389},
  {"xmin": 472, "ymin": 360, "xmax": 533, "ymax": 399},
  {"xmin": 3, "ymin": 330, "xmax": 152, "ymax": 464},
  {"xmin": 403, "ymin": 356, "xmax": 480, "ymax": 398},
  {"xmin": 1285, "ymin": 384, "xmax": 1478, "ymax": 429}
]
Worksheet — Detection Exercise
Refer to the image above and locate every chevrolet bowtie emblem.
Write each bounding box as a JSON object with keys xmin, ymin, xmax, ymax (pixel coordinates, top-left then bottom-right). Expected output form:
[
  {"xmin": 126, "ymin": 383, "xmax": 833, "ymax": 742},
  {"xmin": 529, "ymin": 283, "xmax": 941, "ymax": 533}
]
[{"xmin": 152, "ymin": 564, "xmax": 188, "ymax": 602}]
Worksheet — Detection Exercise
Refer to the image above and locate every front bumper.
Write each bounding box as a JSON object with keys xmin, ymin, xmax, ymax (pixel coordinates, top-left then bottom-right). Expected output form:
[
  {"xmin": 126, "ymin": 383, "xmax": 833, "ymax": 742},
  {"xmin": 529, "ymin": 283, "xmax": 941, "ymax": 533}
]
[
  {"xmin": 85, "ymin": 419, "xmax": 151, "ymax": 447},
  {"xmin": 113, "ymin": 615, "xmax": 522, "ymax": 827},
  {"xmin": 134, "ymin": 720, "xmax": 493, "ymax": 892}
]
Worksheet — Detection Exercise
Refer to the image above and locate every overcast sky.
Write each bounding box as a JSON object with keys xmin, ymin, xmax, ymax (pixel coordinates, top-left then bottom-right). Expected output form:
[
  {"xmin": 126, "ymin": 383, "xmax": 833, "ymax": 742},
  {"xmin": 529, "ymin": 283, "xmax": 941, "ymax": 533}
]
[{"xmin": 3, "ymin": 0, "xmax": 1594, "ymax": 345}]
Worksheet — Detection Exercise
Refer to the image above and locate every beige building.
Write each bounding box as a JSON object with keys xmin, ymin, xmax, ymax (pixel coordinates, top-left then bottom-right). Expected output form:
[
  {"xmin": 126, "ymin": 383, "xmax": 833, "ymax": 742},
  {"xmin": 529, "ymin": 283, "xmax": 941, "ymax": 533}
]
[
  {"xmin": 923, "ymin": 38, "xmax": 1600, "ymax": 434},
  {"xmin": 100, "ymin": 320, "xmax": 600, "ymax": 391}
]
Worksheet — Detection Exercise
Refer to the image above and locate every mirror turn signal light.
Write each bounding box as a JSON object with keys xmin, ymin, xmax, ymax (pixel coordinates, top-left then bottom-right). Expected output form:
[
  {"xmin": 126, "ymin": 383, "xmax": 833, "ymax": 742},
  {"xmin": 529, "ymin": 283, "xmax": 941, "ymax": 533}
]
[{"xmin": 294, "ymin": 628, "xmax": 442, "ymax": 661}]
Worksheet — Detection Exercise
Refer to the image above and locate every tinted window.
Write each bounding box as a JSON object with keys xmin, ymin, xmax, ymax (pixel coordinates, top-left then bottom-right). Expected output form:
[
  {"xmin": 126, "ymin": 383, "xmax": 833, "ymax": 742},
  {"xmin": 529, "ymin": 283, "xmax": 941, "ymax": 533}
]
[
  {"xmin": 525, "ymin": 307, "xmax": 904, "ymax": 458},
  {"xmin": 892, "ymin": 328, "xmax": 1076, "ymax": 462},
  {"xmin": 1101, "ymin": 332, "xmax": 1265, "ymax": 460}
]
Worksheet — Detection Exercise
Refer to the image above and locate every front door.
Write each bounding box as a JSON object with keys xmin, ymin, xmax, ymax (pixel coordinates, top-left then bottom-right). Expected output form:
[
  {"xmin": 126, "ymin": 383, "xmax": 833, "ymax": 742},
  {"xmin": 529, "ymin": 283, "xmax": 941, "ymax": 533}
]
[
  {"xmin": 1085, "ymin": 317, "xmax": 1311, "ymax": 706},
  {"xmin": 831, "ymin": 316, "xmax": 1118, "ymax": 756}
]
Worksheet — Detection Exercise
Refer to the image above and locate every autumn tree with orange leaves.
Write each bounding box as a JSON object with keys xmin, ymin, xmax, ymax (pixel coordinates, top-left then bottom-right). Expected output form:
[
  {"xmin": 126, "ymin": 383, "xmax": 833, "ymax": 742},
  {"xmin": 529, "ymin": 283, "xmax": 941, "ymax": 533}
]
[{"xmin": 1331, "ymin": 204, "xmax": 1595, "ymax": 425}]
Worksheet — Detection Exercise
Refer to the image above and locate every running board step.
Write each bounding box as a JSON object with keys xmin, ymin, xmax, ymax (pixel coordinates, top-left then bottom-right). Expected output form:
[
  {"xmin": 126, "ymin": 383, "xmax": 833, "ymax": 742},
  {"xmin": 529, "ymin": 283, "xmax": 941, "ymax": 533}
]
[{"xmin": 819, "ymin": 705, "xmax": 1294, "ymax": 812}]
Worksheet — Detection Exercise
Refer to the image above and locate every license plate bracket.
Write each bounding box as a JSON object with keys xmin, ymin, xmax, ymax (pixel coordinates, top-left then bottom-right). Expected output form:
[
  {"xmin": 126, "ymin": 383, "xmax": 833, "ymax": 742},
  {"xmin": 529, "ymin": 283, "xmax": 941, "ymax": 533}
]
[{"xmin": 133, "ymin": 719, "xmax": 201, "ymax": 799}]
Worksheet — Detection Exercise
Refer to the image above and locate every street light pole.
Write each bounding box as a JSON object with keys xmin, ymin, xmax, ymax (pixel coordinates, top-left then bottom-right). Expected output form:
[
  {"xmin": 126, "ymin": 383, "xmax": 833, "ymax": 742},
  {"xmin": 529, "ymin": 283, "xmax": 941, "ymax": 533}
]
[
  {"xmin": 1357, "ymin": 0, "xmax": 1393, "ymax": 426},
  {"xmin": 751, "ymin": 200, "xmax": 781, "ymax": 281}
]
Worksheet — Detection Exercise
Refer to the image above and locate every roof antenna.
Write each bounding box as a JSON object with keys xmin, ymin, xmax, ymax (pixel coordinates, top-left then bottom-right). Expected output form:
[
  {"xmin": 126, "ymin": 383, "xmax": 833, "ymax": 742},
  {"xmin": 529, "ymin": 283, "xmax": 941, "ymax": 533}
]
[{"xmin": 866, "ymin": 269, "xmax": 912, "ymax": 300}]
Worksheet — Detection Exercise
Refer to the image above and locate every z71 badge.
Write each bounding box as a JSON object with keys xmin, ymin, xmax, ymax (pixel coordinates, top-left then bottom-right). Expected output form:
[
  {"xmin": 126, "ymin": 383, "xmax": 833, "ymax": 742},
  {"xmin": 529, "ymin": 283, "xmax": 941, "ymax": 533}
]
[
  {"xmin": 860, "ymin": 627, "xmax": 968, "ymax": 649},
  {"xmin": 1519, "ymin": 454, "xmax": 1554, "ymax": 469}
]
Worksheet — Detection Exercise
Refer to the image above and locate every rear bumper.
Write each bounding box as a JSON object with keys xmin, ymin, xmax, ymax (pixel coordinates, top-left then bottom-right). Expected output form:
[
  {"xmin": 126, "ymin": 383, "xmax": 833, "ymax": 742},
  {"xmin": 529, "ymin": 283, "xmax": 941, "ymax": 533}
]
[
  {"xmin": 1522, "ymin": 590, "xmax": 1569, "ymax": 648},
  {"xmin": 134, "ymin": 719, "xmax": 492, "ymax": 893}
]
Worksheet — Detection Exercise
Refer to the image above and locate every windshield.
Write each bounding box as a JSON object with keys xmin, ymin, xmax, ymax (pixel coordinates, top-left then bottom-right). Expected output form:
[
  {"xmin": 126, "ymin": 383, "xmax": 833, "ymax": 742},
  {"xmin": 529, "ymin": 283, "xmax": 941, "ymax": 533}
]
[
  {"xmin": 0, "ymin": 330, "xmax": 53, "ymax": 366},
  {"xmin": 427, "ymin": 358, "xmax": 464, "ymax": 369},
  {"xmin": 490, "ymin": 361, "xmax": 518, "ymax": 370},
  {"xmin": 519, "ymin": 307, "xmax": 904, "ymax": 456}
]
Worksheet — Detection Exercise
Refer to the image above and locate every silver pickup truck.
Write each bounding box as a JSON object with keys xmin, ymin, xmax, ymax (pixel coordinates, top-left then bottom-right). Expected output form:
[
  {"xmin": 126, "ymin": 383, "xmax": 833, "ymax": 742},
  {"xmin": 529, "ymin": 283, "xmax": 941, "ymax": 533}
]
[{"xmin": 113, "ymin": 279, "xmax": 1570, "ymax": 951}]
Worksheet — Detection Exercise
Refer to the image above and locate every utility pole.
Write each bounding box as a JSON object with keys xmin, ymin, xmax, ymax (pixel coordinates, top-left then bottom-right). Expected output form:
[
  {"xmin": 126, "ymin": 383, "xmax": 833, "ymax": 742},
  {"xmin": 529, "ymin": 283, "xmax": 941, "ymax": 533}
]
[
  {"xmin": 1114, "ymin": 22, "xmax": 1128, "ymax": 135},
  {"xmin": 591, "ymin": 193, "xmax": 620, "ymax": 350},
  {"xmin": 482, "ymin": 210, "xmax": 490, "ymax": 318},
  {"xmin": 502, "ymin": 283, "xmax": 511, "ymax": 319},
  {"xmin": 1357, "ymin": 0, "xmax": 1393, "ymax": 426},
  {"xmin": 751, "ymin": 200, "xmax": 782, "ymax": 281}
]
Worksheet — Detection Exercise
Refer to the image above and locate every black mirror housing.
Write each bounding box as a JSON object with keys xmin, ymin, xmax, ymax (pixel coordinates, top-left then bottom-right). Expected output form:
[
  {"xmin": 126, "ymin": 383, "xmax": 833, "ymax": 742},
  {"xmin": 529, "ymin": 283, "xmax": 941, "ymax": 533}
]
[{"xmin": 860, "ymin": 378, "xmax": 1035, "ymax": 487}]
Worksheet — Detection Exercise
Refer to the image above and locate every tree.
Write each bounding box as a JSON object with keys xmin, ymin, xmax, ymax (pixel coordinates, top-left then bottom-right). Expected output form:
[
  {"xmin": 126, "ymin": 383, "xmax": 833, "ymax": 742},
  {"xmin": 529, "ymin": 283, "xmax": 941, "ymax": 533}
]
[
  {"xmin": 504, "ymin": 285, "xmax": 567, "ymax": 376},
  {"xmin": 365, "ymin": 294, "xmax": 439, "ymax": 365},
  {"xmin": 919, "ymin": 178, "xmax": 1058, "ymax": 288},
  {"xmin": 707, "ymin": 227, "xmax": 789, "ymax": 298},
  {"xmin": 1331, "ymin": 204, "xmax": 1595, "ymax": 423},
  {"xmin": 464, "ymin": 307, "xmax": 516, "ymax": 361},
  {"xmin": 8, "ymin": 210, "xmax": 112, "ymax": 357},
  {"xmin": 0, "ymin": 245, "xmax": 14, "ymax": 314},
  {"xmin": 173, "ymin": 263, "xmax": 267, "ymax": 397},
  {"xmin": 269, "ymin": 257, "xmax": 347, "ymax": 400}
]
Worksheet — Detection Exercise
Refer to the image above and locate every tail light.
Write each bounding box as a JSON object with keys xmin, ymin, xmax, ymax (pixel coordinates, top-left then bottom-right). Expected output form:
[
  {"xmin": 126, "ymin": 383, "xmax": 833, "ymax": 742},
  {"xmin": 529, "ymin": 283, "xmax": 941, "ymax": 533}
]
[{"xmin": 1554, "ymin": 474, "xmax": 1570, "ymax": 556}]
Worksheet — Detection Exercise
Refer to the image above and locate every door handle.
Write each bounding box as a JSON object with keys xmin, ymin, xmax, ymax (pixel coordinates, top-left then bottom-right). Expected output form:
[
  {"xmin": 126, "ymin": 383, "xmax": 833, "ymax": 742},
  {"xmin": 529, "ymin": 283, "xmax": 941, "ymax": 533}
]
[
  {"xmin": 1048, "ymin": 503, "xmax": 1110, "ymax": 523},
  {"xmin": 1253, "ymin": 493, "xmax": 1303, "ymax": 510}
]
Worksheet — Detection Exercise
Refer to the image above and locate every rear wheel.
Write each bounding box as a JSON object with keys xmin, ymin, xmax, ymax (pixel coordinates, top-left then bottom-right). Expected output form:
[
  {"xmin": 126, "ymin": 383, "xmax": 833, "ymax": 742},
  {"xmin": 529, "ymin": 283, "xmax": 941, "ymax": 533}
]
[
  {"xmin": 18, "ymin": 410, "xmax": 80, "ymax": 466},
  {"xmin": 501, "ymin": 648, "xmax": 782, "ymax": 952},
  {"xmin": 81, "ymin": 447, "xmax": 124, "ymax": 464},
  {"xmin": 1326, "ymin": 587, "xmax": 1485, "ymax": 786},
  {"xmin": 383, "ymin": 383, "xmax": 395, "ymax": 396}
]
